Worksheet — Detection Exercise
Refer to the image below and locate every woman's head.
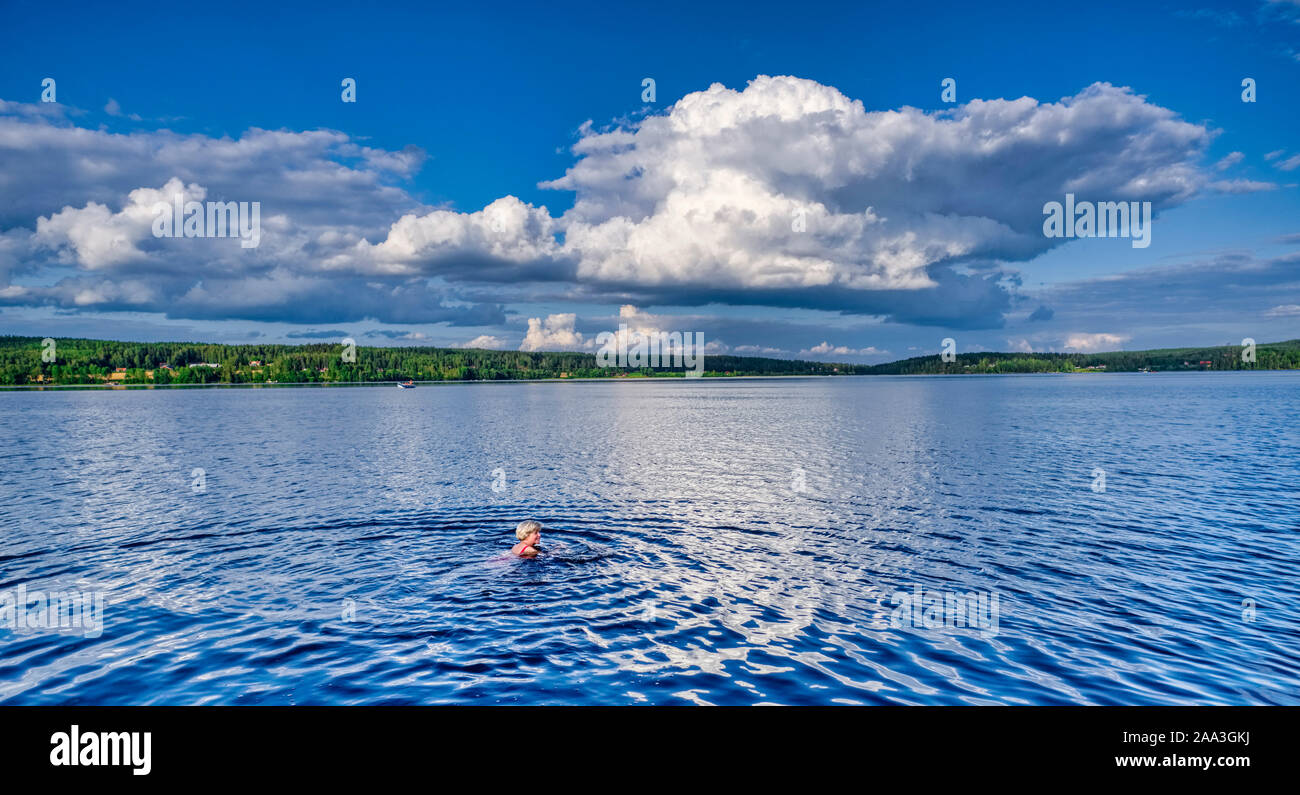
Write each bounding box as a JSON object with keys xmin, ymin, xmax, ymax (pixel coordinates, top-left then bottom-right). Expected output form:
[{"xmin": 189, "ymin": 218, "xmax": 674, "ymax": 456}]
[{"xmin": 515, "ymin": 519, "xmax": 543, "ymax": 543}]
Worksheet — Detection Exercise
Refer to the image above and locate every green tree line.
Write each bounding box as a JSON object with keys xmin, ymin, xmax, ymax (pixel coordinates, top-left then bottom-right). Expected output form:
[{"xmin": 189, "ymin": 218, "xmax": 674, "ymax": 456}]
[
  {"xmin": 0, "ymin": 337, "xmax": 870, "ymax": 386},
  {"xmin": 862, "ymin": 340, "xmax": 1300, "ymax": 375},
  {"xmin": 5, "ymin": 336, "xmax": 1297, "ymax": 387}
]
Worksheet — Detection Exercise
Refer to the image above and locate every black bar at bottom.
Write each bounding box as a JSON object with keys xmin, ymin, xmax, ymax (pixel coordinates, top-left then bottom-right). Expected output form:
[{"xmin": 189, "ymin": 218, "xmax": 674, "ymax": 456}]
[{"xmin": 0, "ymin": 706, "xmax": 1286, "ymax": 783}]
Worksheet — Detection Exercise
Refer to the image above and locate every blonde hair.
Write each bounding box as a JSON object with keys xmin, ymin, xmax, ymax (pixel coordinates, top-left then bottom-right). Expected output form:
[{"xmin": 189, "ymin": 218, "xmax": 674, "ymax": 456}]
[{"xmin": 515, "ymin": 519, "xmax": 543, "ymax": 541}]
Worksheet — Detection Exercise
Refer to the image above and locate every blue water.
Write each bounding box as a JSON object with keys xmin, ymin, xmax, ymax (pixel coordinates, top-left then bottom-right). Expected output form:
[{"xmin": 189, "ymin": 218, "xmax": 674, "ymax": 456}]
[{"xmin": 1, "ymin": 374, "xmax": 1297, "ymax": 705}]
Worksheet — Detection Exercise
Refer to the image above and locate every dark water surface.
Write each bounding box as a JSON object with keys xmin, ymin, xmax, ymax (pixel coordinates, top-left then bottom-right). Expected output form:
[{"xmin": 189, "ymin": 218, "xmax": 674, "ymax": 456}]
[{"xmin": 1, "ymin": 374, "xmax": 1297, "ymax": 704}]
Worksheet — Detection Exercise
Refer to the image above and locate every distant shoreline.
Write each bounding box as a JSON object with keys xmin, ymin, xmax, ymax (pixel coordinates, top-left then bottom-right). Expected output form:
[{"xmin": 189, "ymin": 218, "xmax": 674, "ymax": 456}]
[
  {"xmin": 3, "ymin": 369, "xmax": 1297, "ymax": 393},
  {"xmin": 3, "ymin": 335, "xmax": 1297, "ymax": 387},
  {"xmin": 0, "ymin": 374, "xmax": 829, "ymax": 391}
]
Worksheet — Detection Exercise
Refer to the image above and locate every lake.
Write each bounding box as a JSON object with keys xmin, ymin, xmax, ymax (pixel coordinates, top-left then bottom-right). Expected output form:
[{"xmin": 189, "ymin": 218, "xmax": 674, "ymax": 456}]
[{"xmin": 1, "ymin": 373, "xmax": 1297, "ymax": 704}]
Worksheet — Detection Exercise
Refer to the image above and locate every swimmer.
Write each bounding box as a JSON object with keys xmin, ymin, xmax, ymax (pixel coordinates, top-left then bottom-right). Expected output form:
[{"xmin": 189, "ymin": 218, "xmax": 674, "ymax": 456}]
[{"xmin": 511, "ymin": 519, "xmax": 542, "ymax": 557}]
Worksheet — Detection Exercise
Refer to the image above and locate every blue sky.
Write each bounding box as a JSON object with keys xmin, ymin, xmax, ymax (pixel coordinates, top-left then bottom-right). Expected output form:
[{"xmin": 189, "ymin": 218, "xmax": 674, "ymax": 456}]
[{"xmin": 1, "ymin": 0, "xmax": 1297, "ymax": 360}]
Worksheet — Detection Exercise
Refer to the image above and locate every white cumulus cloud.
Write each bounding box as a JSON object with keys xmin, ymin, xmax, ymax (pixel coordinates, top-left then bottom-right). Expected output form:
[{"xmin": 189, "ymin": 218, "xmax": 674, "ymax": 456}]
[{"xmin": 520, "ymin": 313, "xmax": 585, "ymax": 351}]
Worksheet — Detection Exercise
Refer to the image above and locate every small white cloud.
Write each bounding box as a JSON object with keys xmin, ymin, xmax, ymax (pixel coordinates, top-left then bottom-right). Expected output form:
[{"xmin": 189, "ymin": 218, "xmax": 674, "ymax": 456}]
[
  {"xmin": 1264, "ymin": 304, "xmax": 1300, "ymax": 317},
  {"xmin": 1275, "ymin": 154, "xmax": 1300, "ymax": 172},
  {"xmin": 1063, "ymin": 332, "xmax": 1129, "ymax": 352},
  {"xmin": 103, "ymin": 98, "xmax": 141, "ymax": 121},
  {"xmin": 591, "ymin": 305, "xmax": 707, "ymax": 355},
  {"xmin": 520, "ymin": 313, "xmax": 584, "ymax": 351},
  {"xmin": 1209, "ymin": 179, "xmax": 1277, "ymax": 194},
  {"xmin": 456, "ymin": 334, "xmax": 507, "ymax": 349},
  {"xmin": 798, "ymin": 341, "xmax": 885, "ymax": 357},
  {"xmin": 358, "ymin": 195, "xmax": 562, "ymax": 275},
  {"xmin": 1214, "ymin": 151, "xmax": 1244, "ymax": 171}
]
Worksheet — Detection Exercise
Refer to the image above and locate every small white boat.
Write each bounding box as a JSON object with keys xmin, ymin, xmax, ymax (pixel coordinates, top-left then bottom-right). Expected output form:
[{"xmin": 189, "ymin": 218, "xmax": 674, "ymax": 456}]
[{"xmin": 397, "ymin": 380, "xmax": 415, "ymax": 389}]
